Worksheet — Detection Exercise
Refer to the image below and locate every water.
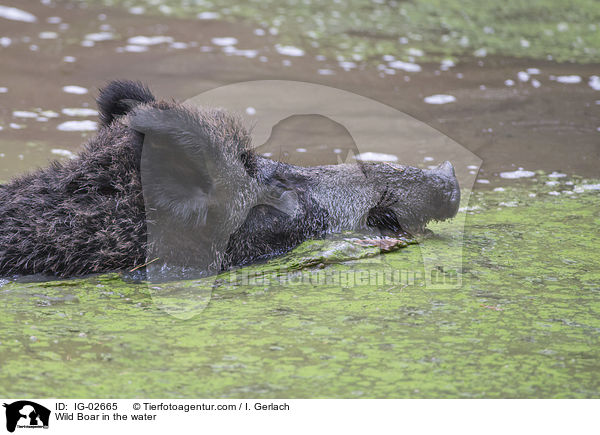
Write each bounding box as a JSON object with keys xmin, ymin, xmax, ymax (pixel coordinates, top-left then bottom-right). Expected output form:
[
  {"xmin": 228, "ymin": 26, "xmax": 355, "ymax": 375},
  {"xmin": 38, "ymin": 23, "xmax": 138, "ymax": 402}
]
[
  {"xmin": 0, "ymin": 0, "xmax": 598, "ymax": 398},
  {"xmin": 56, "ymin": 120, "xmax": 98, "ymax": 132},
  {"xmin": 0, "ymin": 179, "xmax": 598, "ymax": 397},
  {"xmin": 424, "ymin": 94, "xmax": 456, "ymax": 105},
  {"xmin": 0, "ymin": 5, "xmax": 37, "ymax": 22},
  {"xmin": 62, "ymin": 86, "xmax": 89, "ymax": 95}
]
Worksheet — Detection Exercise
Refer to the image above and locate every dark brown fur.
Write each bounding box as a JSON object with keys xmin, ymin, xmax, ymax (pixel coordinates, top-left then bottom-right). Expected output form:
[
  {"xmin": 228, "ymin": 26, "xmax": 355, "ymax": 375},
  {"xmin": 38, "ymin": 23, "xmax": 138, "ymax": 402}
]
[
  {"xmin": 0, "ymin": 81, "xmax": 460, "ymax": 278},
  {"xmin": 0, "ymin": 121, "xmax": 146, "ymax": 276}
]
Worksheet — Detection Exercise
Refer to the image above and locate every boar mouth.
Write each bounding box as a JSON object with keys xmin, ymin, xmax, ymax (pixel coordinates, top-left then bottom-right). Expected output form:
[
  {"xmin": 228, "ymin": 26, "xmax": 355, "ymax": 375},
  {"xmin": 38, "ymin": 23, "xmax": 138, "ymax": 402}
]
[
  {"xmin": 366, "ymin": 206, "xmax": 431, "ymax": 237},
  {"xmin": 366, "ymin": 187, "xmax": 460, "ymax": 237},
  {"xmin": 365, "ymin": 161, "xmax": 461, "ymax": 237}
]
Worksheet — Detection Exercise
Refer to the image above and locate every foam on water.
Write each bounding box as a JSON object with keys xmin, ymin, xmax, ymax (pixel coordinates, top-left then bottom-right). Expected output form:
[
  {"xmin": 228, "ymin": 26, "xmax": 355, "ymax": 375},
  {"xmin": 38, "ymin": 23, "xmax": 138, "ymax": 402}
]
[
  {"xmin": 197, "ymin": 11, "xmax": 219, "ymax": 20},
  {"xmin": 39, "ymin": 110, "xmax": 58, "ymax": 118},
  {"xmin": 211, "ymin": 37, "xmax": 237, "ymax": 46},
  {"xmin": 129, "ymin": 6, "xmax": 145, "ymax": 15},
  {"xmin": 473, "ymin": 48, "xmax": 487, "ymax": 57},
  {"xmin": 222, "ymin": 46, "xmax": 257, "ymax": 58},
  {"xmin": 440, "ymin": 59, "xmax": 455, "ymax": 71},
  {"xmin": 170, "ymin": 42, "xmax": 188, "ymax": 50},
  {"xmin": 338, "ymin": 61, "xmax": 356, "ymax": 71},
  {"xmin": 424, "ymin": 94, "xmax": 456, "ymax": 104},
  {"xmin": 57, "ymin": 120, "xmax": 98, "ymax": 132},
  {"xmin": 118, "ymin": 45, "xmax": 148, "ymax": 53},
  {"xmin": 275, "ymin": 45, "xmax": 305, "ymax": 56},
  {"xmin": 388, "ymin": 60, "xmax": 421, "ymax": 72},
  {"xmin": 13, "ymin": 111, "xmax": 38, "ymax": 118},
  {"xmin": 85, "ymin": 32, "xmax": 114, "ymax": 42},
  {"xmin": 128, "ymin": 36, "xmax": 173, "ymax": 45},
  {"xmin": 574, "ymin": 184, "xmax": 600, "ymax": 193},
  {"xmin": 555, "ymin": 75, "xmax": 581, "ymax": 84},
  {"xmin": 499, "ymin": 170, "xmax": 536, "ymax": 179},
  {"xmin": 62, "ymin": 108, "xmax": 99, "ymax": 117},
  {"xmin": 62, "ymin": 85, "xmax": 88, "ymax": 95},
  {"xmin": 0, "ymin": 5, "xmax": 37, "ymax": 23},
  {"xmin": 39, "ymin": 32, "xmax": 58, "ymax": 40},
  {"xmin": 548, "ymin": 172, "xmax": 567, "ymax": 178},
  {"xmin": 354, "ymin": 152, "xmax": 398, "ymax": 162},
  {"xmin": 51, "ymin": 148, "xmax": 76, "ymax": 158}
]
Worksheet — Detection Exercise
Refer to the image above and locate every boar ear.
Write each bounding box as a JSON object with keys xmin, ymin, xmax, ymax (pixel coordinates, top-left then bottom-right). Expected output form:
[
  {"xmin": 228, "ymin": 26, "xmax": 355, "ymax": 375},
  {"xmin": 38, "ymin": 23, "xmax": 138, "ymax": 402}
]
[
  {"xmin": 131, "ymin": 105, "xmax": 254, "ymax": 226},
  {"xmin": 128, "ymin": 105, "xmax": 223, "ymax": 226},
  {"xmin": 129, "ymin": 105, "xmax": 259, "ymax": 279},
  {"xmin": 97, "ymin": 80, "xmax": 155, "ymax": 127}
]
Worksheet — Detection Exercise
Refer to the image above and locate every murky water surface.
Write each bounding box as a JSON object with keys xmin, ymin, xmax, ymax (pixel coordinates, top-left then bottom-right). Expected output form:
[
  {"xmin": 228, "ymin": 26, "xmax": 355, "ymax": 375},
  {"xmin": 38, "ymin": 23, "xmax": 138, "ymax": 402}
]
[
  {"xmin": 0, "ymin": 0, "xmax": 598, "ymax": 397},
  {"xmin": 1, "ymin": 178, "xmax": 598, "ymax": 398}
]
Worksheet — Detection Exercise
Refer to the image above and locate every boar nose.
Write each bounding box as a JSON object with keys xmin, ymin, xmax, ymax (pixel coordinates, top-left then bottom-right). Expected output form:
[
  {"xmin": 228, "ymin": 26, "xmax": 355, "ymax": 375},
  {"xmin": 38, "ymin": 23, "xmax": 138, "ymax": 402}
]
[
  {"xmin": 436, "ymin": 161, "xmax": 456, "ymax": 177},
  {"xmin": 433, "ymin": 161, "xmax": 460, "ymax": 217}
]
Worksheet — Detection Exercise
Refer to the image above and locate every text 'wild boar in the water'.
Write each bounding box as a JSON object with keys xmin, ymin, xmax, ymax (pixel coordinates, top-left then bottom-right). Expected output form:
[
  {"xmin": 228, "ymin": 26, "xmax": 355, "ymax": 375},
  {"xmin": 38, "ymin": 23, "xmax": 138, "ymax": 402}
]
[{"xmin": 0, "ymin": 81, "xmax": 460, "ymax": 279}]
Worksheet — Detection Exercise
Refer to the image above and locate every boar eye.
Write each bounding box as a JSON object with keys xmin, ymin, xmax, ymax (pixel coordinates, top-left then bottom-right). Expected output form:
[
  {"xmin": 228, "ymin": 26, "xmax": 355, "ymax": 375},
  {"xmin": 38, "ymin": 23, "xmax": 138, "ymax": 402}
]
[
  {"xmin": 239, "ymin": 150, "xmax": 258, "ymax": 177},
  {"xmin": 239, "ymin": 151, "xmax": 250, "ymax": 166}
]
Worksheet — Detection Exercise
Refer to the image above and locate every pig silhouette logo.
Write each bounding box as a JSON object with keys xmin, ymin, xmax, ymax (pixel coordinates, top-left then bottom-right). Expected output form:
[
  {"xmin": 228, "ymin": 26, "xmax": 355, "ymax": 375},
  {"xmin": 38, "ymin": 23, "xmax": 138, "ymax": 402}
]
[{"xmin": 3, "ymin": 401, "xmax": 50, "ymax": 432}]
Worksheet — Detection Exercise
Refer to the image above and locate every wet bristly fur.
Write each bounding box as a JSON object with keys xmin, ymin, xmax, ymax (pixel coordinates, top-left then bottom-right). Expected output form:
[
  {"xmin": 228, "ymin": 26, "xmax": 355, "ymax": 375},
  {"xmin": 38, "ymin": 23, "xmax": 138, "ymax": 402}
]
[
  {"xmin": 0, "ymin": 80, "xmax": 459, "ymax": 278},
  {"xmin": 0, "ymin": 110, "xmax": 147, "ymax": 276}
]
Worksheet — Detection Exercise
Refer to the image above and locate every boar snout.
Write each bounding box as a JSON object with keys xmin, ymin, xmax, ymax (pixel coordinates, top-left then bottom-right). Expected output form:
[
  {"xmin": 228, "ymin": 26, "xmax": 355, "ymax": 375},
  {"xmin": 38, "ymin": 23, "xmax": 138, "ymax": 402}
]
[{"xmin": 429, "ymin": 161, "xmax": 461, "ymax": 220}]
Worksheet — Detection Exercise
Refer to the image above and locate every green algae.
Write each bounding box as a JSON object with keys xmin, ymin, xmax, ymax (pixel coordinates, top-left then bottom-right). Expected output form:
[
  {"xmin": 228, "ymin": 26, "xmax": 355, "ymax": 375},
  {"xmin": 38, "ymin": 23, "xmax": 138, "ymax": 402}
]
[
  {"xmin": 79, "ymin": 0, "xmax": 600, "ymax": 63},
  {"xmin": 265, "ymin": 234, "xmax": 417, "ymax": 271},
  {"xmin": 0, "ymin": 178, "xmax": 599, "ymax": 398}
]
